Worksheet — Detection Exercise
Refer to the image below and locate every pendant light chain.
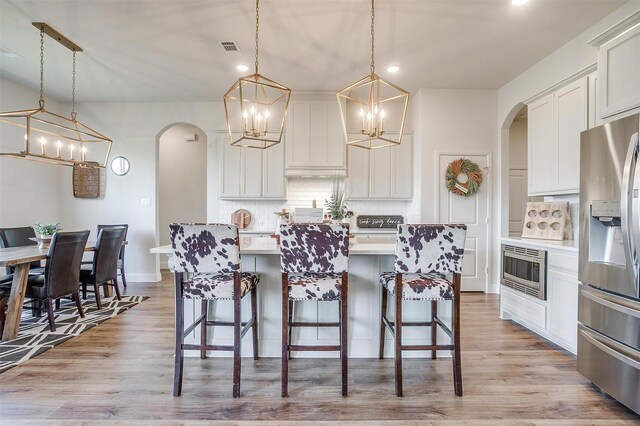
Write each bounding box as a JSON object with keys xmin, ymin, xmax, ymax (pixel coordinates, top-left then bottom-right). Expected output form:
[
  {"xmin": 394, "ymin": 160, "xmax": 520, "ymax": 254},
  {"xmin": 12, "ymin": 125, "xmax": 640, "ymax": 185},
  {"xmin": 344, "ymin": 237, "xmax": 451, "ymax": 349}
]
[
  {"xmin": 254, "ymin": 0, "xmax": 260, "ymax": 74},
  {"xmin": 39, "ymin": 26, "xmax": 45, "ymax": 107},
  {"xmin": 71, "ymin": 50, "xmax": 77, "ymax": 121},
  {"xmin": 370, "ymin": 0, "xmax": 375, "ymax": 75}
]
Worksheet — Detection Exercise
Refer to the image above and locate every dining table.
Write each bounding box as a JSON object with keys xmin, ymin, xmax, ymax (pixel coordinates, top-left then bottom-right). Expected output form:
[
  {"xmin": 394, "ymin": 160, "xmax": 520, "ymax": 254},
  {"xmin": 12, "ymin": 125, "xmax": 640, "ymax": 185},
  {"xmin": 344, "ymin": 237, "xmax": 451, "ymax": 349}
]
[{"xmin": 0, "ymin": 241, "xmax": 123, "ymax": 341}]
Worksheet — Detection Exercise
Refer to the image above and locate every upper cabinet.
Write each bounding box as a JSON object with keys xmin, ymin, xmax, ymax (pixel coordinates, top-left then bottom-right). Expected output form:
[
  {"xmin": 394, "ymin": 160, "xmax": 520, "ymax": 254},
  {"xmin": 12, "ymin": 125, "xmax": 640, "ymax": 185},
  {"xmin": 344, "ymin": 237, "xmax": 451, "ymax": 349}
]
[
  {"xmin": 346, "ymin": 135, "xmax": 412, "ymax": 200},
  {"xmin": 528, "ymin": 77, "xmax": 587, "ymax": 196},
  {"xmin": 594, "ymin": 21, "xmax": 640, "ymax": 119},
  {"xmin": 219, "ymin": 134, "xmax": 286, "ymax": 200},
  {"xmin": 285, "ymin": 98, "xmax": 347, "ymax": 177}
]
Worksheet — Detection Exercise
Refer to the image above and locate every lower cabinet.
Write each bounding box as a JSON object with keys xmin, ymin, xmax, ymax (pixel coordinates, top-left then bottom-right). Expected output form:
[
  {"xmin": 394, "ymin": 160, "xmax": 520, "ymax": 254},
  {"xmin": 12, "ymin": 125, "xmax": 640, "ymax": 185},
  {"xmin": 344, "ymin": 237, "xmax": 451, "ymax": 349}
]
[{"xmin": 500, "ymin": 244, "xmax": 578, "ymax": 354}]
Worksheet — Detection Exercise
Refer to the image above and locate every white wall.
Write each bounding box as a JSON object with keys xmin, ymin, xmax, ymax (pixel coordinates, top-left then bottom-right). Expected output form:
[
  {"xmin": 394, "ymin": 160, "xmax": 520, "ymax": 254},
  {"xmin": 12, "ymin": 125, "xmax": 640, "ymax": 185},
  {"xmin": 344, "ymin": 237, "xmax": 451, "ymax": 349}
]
[
  {"xmin": 56, "ymin": 101, "xmax": 226, "ymax": 282},
  {"xmin": 508, "ymin": 115, "xmax": 527, "ymax": 169},
  {"xmin": 0, "ymin": 77, "xmax": 64, "ymax": 227},
  {"xmin": 158, "ymin": 124, "xmax": 207, "ymax": 246}
]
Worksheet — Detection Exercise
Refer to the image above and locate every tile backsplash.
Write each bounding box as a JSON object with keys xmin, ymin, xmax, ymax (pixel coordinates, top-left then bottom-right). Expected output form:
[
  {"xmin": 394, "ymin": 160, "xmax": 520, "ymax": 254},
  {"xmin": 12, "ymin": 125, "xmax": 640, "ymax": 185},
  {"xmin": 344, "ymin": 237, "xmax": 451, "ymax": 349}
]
[{"xmin": 219, "ymin": 178, "xmax": 412, "ymax": 232}]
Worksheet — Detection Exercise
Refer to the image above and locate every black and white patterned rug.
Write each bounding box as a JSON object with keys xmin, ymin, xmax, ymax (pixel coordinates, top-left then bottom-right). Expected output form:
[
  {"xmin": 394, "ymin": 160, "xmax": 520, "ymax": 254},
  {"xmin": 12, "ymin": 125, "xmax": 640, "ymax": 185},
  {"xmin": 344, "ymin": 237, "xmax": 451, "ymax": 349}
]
[{"xmin": 0, "ymin": 295, "xmax": 147, "ymax": 373}]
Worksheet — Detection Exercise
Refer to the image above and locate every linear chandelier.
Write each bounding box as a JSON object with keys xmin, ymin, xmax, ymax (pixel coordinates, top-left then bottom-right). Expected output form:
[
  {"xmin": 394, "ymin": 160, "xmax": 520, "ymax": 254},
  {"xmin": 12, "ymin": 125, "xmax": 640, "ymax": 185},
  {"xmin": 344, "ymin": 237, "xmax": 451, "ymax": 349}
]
[
  {"xmin": 223, "ymin": 0, "xmax": 291, "ymax": 149},
  {"xmin": 0, "ymin": 23, "xmax": 112, "ymax": 168},
  {"xmin": 336, "ymin": 0, "xmax": 410, "ymax": 150}
]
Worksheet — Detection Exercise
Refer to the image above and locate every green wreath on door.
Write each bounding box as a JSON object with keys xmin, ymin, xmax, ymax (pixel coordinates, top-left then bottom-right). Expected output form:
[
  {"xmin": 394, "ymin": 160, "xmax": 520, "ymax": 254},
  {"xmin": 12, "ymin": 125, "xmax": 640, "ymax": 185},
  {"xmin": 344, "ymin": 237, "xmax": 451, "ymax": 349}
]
[{"xmin": 445, "ymin": 158, "xmax": 483, "ymax": 197}]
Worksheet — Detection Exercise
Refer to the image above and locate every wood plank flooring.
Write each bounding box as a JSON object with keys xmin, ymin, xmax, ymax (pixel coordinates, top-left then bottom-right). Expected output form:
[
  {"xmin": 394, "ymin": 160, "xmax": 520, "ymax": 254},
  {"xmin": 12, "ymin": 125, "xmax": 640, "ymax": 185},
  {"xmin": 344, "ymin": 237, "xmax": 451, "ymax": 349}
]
[{"xmin": 1, "ymin": 272, "xmax": 638, "ymax": 424}]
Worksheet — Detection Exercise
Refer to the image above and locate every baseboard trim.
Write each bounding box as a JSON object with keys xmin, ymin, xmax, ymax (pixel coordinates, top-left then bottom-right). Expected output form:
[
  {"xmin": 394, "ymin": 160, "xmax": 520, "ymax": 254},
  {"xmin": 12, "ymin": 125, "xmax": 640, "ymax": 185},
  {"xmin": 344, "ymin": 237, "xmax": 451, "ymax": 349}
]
[{"xmin": 126, "ymin": 272, "xmax": 162, "ymax": 283}]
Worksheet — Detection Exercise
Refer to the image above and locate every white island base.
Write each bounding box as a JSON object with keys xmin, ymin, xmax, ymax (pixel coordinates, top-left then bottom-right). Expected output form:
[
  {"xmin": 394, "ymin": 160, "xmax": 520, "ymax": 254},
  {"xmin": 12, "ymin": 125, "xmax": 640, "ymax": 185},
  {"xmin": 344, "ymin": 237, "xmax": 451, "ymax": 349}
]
[{"xmin": 152, "ymin": 237, "xmax": 453, "ymax": 358}]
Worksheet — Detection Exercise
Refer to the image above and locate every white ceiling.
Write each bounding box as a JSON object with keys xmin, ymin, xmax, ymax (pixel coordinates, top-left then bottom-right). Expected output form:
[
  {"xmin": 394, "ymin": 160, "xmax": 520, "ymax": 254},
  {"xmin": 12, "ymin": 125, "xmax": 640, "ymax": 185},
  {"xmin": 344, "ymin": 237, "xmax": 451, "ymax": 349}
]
[{"xmin": 0, "ymin": 0, "xmax": 625, "ymax": 102}]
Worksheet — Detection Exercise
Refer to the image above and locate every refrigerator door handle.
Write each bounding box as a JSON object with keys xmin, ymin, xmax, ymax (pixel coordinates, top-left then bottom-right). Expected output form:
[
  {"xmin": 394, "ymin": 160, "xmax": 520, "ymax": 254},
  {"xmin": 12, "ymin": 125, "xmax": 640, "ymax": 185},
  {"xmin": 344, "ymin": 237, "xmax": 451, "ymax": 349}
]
[
  {"xmin": 621, "ymin": 133, "xmax": 640, "ymax": 279},
  {"xmin": 580, "ymin": 327, "xmax": 640, "ymax": 371},
  {"xmin": 582, "ymin": 286, "xmax": 640, "ymax": 319}
]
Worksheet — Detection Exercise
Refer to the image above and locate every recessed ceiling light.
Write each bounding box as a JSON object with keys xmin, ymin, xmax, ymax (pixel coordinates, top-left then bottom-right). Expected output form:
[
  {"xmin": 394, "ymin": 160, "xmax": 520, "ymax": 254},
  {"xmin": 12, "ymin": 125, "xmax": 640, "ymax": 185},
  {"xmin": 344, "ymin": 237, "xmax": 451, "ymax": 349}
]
[
  {"xmin": 236, "ymin": 64, "xmax": 249, "ymax": 72},
  {"xmin": 387, "ymin": 65, "xmax": 399, "ymax": 73},
  {"xmin": 512, "ymin": 0, "xmax": 529, "ymax": 5}
]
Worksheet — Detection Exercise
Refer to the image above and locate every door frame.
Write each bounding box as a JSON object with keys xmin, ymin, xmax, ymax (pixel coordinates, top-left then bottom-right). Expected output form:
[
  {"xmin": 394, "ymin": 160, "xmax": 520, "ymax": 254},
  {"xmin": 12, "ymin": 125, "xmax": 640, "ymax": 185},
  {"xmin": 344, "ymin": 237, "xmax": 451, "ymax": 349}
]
[{"xmin": 434, "ymin": 151, "xmax": 492, "ymax": 293}]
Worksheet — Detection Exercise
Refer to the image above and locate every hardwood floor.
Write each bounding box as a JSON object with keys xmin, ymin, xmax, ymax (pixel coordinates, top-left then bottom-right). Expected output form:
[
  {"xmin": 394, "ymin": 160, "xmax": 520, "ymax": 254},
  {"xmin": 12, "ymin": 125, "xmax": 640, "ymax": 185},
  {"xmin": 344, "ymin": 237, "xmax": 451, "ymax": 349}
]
[{"xmin": 1, "ymin": 272, "xmax": 638, "ymax": 424}]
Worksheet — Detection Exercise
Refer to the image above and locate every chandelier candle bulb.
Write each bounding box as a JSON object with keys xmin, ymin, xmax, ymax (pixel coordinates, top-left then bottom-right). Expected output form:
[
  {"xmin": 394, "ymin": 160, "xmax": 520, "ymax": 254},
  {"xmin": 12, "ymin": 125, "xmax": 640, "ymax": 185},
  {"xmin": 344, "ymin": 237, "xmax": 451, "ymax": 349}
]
[
  {"xmin": 40, "ymin": 138, "xmax": 46, "ymax": 155},
  {"xmin": 69, "ymin": 144, "xmax": 75, "ymax": 160},
  {"xmin": 81, "ymin": 146, "xmax": 87, "ymax": 162},
  {"xmin": 56, "ymin": 141, "xmax": 62, "ymax": 158}
]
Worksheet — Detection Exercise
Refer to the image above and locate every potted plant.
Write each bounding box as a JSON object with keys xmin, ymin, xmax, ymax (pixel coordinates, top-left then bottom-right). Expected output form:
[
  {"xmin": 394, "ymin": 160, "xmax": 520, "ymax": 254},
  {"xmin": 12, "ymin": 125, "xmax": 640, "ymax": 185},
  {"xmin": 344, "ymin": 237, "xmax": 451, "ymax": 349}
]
[
  {"xmin": 32, "ymin": 222, "xmax": 62, "ymax": 248},
  {"xmin": 325, "ymin": 177, "xmax": 349, "ymax": 223}
]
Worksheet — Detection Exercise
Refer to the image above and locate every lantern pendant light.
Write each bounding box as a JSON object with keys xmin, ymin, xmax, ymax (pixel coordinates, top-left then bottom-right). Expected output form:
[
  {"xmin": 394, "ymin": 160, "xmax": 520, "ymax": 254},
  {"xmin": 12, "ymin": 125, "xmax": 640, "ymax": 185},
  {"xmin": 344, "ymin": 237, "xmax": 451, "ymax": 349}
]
[
  {"xmin": 0, "ymin": 23, "xmax": 112, "ymax": 167},
  {"xmin": 223, "ymin": 0, "xmax": 291, "ymax": 149},
  {"xmin": 336, "ymin": 0, "xmax": 409, "ymax": 150}
]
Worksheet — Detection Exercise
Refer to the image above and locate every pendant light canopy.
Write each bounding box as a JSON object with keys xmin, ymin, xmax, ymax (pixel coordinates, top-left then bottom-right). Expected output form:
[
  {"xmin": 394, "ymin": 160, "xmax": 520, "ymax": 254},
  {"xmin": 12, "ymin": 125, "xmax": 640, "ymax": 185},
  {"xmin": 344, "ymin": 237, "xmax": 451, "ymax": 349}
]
[
  {"xmin": 336, "ymin": 0, "xmax": 409, "ymax": 150},
  {"xmin": 223, "ymin": 0, "xmax": 291, "ymax": 149},
  {"xmin": 0, "ymin": 23, "xmax": 112, "ymax": 168}
]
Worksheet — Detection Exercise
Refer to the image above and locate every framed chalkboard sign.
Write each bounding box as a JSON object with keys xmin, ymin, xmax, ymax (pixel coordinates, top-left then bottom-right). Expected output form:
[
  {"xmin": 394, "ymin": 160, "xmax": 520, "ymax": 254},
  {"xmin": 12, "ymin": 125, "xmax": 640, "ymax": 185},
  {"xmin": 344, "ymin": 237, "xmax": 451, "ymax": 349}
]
[{"xmin": 356, "ymin": 215, "xmax": 404, "ymax": 229}]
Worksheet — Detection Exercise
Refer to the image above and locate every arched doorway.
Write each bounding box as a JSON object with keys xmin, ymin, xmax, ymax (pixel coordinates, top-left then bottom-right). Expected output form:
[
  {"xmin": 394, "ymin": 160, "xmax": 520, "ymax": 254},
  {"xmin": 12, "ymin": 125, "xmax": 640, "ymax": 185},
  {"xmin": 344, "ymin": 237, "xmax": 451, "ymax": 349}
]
[{"xmin": 156, "ymin": 123, "xmax": 207, "ymax": 268}]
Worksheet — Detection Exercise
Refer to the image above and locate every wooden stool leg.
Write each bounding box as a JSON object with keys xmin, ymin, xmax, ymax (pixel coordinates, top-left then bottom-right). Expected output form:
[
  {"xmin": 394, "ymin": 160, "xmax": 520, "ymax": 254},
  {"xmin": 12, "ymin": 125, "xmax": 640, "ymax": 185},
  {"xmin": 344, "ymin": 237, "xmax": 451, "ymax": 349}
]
[
  {"xmin": 113, "ymin": 278, "xmax": 122, "ymax": 301},
  {"xmin": 200, "ymin": 300, "xmax": 208, "ymax": 359},
  {"xmin": 452, "ymin": 273, "xmax": 463, "ymax": 397},
  {"xmin": 281, "ymin": 273, "xmax": 289, "ymax": 397},
  {"xmin": 94, "ymin": 283, "xmax": 102, "ymax": 310},
  {"xmin": 232, "ymin": 282, "xmax": 242, "ymax": 398},
  {"xmin": 251, "ymin": 286, "xmax": 259, "ymax": 360},
  {"xmin": 74, "ymin": 292, "xmax": 85, "ymax": 318},
  {"xmin": 288, "ymin": 300, "xmax": 294, "ymax": 360},
  {"xmin": 173, "ymin": 273, "xmax": 184, "ymax": 397},
  {"xmin": 431, "ymin": 300, "xmax": 438, "ymax": 360},
  {"xmin": 341, "ymin": 272, "xmax": 348, "ymax": 397},
  {"xmin": 46, "ymin": 298, "xmax": 56, "ymax": 332},
  {"xmin": 379, "ymin": 285, "xmax": 388, "ymax": 359},
  {"xmin": 394, "ymin": 273, "xmax": 403, "ymax": 397}
]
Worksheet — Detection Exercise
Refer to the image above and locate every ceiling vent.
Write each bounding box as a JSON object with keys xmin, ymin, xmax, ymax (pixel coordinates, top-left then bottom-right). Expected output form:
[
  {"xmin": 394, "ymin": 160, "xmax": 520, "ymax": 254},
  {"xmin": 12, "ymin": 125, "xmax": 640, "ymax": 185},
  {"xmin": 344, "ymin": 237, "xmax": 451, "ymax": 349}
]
[{"xmin": 220, "ymin": 41, "xmax": 240, "ymax": 52}]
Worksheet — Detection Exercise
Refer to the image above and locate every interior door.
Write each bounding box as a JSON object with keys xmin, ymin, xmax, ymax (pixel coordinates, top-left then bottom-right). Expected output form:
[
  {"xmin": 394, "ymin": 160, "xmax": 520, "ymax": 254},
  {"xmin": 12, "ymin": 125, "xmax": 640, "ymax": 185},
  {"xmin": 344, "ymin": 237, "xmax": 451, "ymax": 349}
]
[{"xmin": 438, "ymin": 154, "xmax": 490, "ymax": 292}]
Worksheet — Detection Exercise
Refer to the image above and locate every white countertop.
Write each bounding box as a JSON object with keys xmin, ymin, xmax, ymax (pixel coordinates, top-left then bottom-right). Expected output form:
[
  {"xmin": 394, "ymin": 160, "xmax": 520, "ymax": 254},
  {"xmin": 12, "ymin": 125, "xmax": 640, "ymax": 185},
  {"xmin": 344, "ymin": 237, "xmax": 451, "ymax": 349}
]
[
  {"xmin": 500, "ymin": 236, "xmax": 578, "ymax": 252},
  {"xmin": 151, "ymin": 236, "xmax": 397, "ymax": 256},
  {"xmin": 238, "ymin": 228, "xmax": 397, "ymax": 235}
]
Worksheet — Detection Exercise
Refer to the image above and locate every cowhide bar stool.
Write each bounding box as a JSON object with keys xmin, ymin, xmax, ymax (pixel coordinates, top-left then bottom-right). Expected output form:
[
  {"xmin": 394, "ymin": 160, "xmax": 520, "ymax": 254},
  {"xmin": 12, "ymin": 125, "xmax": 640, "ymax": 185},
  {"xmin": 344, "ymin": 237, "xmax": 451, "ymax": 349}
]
[
  {"xmin": 170, "ymin": 223, "xmax": 259, "ymax": 398},
  {"xmin": 379, "ymin": 224, "xmax": 467, "ymax": 397},
  {"xmin": 279, "ymin": 223, "xmax": 349, "ymax": 397}
]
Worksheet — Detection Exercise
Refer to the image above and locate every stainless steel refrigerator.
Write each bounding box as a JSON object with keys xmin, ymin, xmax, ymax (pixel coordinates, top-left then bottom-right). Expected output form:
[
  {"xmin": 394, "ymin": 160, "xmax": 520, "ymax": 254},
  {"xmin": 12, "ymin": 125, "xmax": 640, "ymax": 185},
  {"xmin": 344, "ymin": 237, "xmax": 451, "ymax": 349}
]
[{"xmin": 578, "ymin": 113, "xmax": 640, "ymax": 414}]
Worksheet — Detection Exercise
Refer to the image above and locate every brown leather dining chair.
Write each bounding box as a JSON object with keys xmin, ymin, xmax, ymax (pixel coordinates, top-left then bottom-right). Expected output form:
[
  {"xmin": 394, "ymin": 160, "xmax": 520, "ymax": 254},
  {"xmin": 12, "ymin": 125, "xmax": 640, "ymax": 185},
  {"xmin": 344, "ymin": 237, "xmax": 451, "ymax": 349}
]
[
  {"xmin": 81, "ymin": 224, "xmax": 129, "ymax": 289},
  {"xmin": 79, "ymin": 227, "xmax": 127, "ymax": 309},
  {"xmin": 25, "ymin": 230, "xmax": 90, "ymax": 332}
]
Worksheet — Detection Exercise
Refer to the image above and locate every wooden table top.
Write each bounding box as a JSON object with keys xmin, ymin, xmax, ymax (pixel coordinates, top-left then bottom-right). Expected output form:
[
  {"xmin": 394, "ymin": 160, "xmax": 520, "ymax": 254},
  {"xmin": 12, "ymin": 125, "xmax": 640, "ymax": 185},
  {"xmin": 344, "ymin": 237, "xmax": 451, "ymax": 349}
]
[{"xmin": 0, "ymin": 241, "xmax": 110, "ymax": 267}]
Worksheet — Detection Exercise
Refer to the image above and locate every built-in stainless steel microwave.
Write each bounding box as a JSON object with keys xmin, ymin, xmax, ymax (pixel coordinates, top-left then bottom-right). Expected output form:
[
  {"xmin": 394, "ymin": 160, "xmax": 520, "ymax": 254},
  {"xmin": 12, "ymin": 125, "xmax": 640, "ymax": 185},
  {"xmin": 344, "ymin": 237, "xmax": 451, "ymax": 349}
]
[{"xmin": 501, "ymin": 244, "xmax": 547, "ymax": 300}]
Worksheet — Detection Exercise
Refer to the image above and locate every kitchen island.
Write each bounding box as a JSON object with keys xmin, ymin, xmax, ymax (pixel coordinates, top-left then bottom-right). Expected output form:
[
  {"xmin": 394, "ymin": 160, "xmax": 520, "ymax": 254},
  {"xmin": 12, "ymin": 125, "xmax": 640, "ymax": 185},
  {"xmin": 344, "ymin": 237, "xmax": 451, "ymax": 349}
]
[{"xmin": 151, "ymin": 236, "xmax": 452, "ymax": 358}]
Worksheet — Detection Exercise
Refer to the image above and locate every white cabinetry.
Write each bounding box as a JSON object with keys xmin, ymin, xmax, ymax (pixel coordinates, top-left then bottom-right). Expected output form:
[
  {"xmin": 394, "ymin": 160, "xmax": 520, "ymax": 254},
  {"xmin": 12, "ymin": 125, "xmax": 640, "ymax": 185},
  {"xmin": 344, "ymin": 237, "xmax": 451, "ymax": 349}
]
[
  {"xmin": 285, "ymin": 99, "xmax": 346, "ymax": 176},
  {"xmin": 596, "ymin": 22, "xmax": 640, "ymax": 119},
  {"xmin": 528, "ymin": 77, "xmax": 587, "ymax": 196},
  {"xmin": 499, "ymin": 240, "xmax": 578, "ymax": 354},
  {"xmin": 346, "ymin": 135, "xmax": 412, "ymax": 200},
  {"xmin": 219, "ymin": 135, "xmax": 286, "ymax": 200}
]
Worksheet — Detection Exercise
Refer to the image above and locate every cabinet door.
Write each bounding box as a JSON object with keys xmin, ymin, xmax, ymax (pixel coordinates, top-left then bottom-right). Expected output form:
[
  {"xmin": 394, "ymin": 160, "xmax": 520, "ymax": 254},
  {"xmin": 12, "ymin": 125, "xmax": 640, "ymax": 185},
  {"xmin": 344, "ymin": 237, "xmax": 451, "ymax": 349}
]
[
  {"xmin": 286, "ymin": 101, "xmax": 347, "ymax": 169},
  {"xmin": 219, "ymin": 136, "xmax": 241, "ymax": 198},
  {"xmin": 241, "ymin": 148, "xmax": 263, "ymax": 198},
  {"xmin": 369, "ymin": 146, "xmax": 392, "ymax": 198},
  {"xmin": 528, "ymin": 94, "xmax": 554, "ymax": 195},
  {"xmin": 262, "ymin": 141, "xmax": 285, "ymax": 198},
  {"xmin": 588, "ymin": 72, "xmax": 600, "ymax": 129},
  {"xmin": 547, "ymin": 268, "xmax": 579, "ymax": 352},
  {"xmin": 598, "ymin": 24, "xmax": 640, "ymax": 118},
  {"xmin": 555, "ymin": 77, "xmax": 587, "ymax": 193},
  {"xmin": 391, "ymin": 136, "xmax": 412, "ymax": 199},
  {"xmin": 346, "ymin": 144, "xmax": 370, "ymax": 199}
]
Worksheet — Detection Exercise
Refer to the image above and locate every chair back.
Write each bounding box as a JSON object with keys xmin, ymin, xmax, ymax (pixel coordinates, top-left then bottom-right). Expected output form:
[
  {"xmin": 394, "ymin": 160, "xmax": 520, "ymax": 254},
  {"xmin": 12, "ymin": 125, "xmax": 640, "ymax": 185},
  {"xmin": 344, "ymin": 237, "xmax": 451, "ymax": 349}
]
[
  {"xmin": 0, "ymin": 226, "xmax": 39, "ymax": 274},
  {"xmin": 44, "ymin": 230, "xmax": 90, "ymax": 299},
  {"xmin": 169, "ymin": 223, "xmax": 240, "ymax": 273},
  {"xmin": 92, "ymin": 227, "xmax": 127, "ymax": 283},
  {"xmin": 394, "ymin": 224, "xmax": 467, "ymax": 275},
  {"xmin": 279, "ymin": 223, "xmax": 349, "ymax": 274},
  {"xmin": 97, "ymin": 224, "xmax": 128, "ymax": 261}
]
